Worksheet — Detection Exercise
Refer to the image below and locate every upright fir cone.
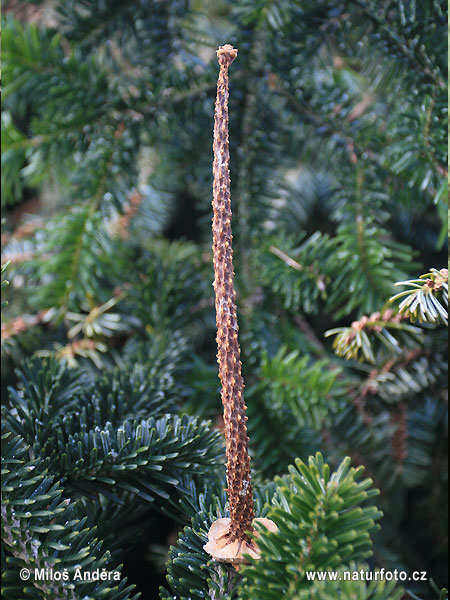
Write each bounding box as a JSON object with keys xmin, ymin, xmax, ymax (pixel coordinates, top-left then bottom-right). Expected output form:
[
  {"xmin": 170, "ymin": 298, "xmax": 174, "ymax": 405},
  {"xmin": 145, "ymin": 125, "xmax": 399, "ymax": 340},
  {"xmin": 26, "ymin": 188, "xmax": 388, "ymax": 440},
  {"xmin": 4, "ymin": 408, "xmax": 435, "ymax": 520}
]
[{"xmin": 203, "ymin": 44, "xmax": 277, "ymax": 566}]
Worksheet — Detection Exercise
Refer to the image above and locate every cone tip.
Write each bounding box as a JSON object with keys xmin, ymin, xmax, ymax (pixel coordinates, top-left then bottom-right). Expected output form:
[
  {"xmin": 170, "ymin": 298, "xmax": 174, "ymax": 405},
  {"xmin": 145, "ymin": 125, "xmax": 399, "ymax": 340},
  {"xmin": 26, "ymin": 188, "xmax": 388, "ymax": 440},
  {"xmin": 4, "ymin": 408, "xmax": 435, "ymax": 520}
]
[{"xmin": 217, "ymin": 44, "xmax": 238, "ymax": 66}]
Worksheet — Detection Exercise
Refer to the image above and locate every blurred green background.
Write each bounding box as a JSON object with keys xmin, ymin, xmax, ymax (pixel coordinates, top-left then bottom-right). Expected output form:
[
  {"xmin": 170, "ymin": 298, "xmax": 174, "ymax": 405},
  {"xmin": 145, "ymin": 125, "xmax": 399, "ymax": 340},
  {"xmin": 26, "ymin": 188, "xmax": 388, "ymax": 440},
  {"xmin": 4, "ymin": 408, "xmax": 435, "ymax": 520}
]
[{"xmin": 1, "ymin": 1, "xmax": 447, "ymax": 598}]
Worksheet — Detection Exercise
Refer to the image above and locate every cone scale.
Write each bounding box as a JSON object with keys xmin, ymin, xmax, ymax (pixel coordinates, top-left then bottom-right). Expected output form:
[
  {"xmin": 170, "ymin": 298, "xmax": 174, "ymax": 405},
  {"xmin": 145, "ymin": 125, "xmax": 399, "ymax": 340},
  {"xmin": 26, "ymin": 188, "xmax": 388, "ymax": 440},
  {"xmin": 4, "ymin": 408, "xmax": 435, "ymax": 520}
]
[{"xmin": 203, "ymin": 44, "xmax": 277, "ymax": 565}]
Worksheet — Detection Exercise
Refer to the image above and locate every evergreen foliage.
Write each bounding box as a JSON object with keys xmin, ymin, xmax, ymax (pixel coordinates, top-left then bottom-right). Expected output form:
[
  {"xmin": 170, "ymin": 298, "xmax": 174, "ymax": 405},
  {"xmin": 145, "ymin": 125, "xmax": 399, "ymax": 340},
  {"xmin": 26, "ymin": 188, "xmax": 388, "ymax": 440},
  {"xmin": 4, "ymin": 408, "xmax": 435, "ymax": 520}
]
[
  {"xmin": 238, "ymin": 454, "xmax": 383, "ymax": 600},
  {"xmin": 1, "ymin": 262, "xmax": 10, "ymax": 311},
  {"xmin": 1, "ymin": 1, "xmax": 447, "ymax": 599},
  {"xmin": 390, "ymin": 268, "xmax": 448, "ymax": 325}
]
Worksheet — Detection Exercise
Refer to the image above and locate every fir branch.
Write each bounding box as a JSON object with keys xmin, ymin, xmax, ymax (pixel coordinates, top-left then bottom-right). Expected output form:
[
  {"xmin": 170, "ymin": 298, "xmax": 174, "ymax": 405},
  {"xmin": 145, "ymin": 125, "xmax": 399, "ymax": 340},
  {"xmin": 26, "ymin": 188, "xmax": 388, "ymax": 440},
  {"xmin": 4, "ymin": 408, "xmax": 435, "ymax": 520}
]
[
  {"xmin": 325, "ymin": 309, "xmax": 423, "ymax": 363},
  {"xmin": 258, "ymin": 347, "xmax": 342, "ymax": 430},
  {"xmin": 238, "ymin": 453, "xmax": 384, "ymax": 599},
  {"xmin": 1, "ymin": 429, "xmax": 139, "ymax": 600},
  {"xmin": 350, "ymin": 0, "xmax": 445, "ymax": 88},
  {"xmin": 1, "ymin": 311, "xmax": 48, "ymax": 340},
  {"xmin": 1, "ymin": 261, "xmax": 11, "ymax": 312},
  {"xmin": 390, "ymin": 268, "xmax": 448, "ymax": 325}
]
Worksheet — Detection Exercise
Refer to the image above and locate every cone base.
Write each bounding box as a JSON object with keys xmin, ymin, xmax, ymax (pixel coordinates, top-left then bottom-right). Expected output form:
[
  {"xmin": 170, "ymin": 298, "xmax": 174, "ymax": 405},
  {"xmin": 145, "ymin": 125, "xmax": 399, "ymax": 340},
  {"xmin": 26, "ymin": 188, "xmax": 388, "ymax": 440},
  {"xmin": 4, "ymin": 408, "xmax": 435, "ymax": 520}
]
[{"xmin": 203, "ymin": 517, "xmax": 278, "ymax": 565}]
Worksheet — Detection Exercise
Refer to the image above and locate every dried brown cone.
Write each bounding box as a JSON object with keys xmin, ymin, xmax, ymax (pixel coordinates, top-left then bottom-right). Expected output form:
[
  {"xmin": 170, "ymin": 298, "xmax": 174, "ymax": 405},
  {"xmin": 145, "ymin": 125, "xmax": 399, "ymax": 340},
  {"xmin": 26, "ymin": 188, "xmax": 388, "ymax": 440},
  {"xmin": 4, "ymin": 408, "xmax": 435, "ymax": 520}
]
[{"xmin": 204, "ymin": 44, "xmax": 277, "ymax": 565}]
